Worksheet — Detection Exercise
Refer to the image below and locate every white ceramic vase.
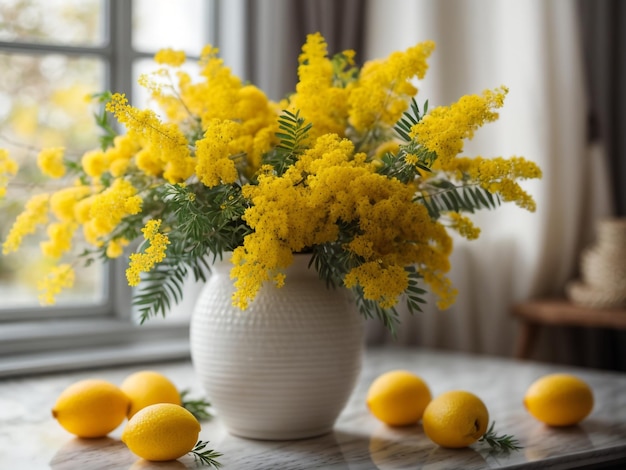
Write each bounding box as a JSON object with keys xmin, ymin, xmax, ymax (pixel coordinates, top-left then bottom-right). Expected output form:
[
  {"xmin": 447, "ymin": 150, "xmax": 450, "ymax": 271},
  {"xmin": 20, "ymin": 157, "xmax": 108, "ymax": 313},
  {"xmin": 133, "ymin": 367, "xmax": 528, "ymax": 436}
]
[{"xmin": 189, "ymin": 254, "xmax": 365, "ymax": 440}]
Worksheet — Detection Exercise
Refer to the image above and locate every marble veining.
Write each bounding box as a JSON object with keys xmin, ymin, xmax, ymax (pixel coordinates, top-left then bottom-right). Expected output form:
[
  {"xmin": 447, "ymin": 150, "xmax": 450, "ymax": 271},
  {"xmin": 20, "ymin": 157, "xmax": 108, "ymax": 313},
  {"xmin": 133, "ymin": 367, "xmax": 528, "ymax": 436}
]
[{"xmin": 1, "ymin": 348, "xmax": 625, "ymax": 469}]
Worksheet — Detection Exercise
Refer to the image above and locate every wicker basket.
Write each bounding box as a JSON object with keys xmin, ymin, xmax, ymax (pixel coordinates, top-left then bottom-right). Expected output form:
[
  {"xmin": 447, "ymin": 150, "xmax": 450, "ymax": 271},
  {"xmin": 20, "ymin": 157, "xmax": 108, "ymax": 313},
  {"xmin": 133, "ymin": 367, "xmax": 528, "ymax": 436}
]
[{"xmin": 566, "ymin": 218, "xmax": 626, "ymax": 308}]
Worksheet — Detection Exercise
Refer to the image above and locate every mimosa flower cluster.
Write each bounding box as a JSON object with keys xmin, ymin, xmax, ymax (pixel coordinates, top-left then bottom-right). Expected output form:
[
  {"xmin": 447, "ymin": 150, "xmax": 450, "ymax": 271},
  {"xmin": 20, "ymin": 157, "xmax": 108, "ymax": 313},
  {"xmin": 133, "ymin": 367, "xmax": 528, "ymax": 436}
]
[{"xmin": 0, "ymin": 33, "xmax": 541, "ymax": 330}]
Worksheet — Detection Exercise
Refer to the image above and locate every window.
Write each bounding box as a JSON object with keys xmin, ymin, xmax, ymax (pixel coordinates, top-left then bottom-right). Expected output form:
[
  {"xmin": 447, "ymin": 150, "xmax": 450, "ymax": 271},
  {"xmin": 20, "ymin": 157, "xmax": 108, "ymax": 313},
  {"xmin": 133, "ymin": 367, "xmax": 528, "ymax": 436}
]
[
  {"xmin": 0, "ymin": 0, "xmax": 218, "ymax": 376},
  {"xmin": 0, "ymin": 0, "xmax": 107, "ymax": 317}
]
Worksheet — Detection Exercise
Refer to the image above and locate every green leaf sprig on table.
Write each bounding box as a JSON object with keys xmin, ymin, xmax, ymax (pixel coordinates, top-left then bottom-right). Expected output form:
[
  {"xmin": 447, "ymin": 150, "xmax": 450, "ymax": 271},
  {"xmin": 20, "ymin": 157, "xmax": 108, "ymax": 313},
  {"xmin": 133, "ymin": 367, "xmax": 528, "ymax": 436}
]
[
  {"xmin": 180, "ymin": 389, "xmax": 214, "ymax": 421},
  {"xmin": 190, "ymin": 440, "xmax": 223, "ymax": 468},
  {"xmin": 479, "ymin": 421, "xmax": 523, "ymax": 452}
]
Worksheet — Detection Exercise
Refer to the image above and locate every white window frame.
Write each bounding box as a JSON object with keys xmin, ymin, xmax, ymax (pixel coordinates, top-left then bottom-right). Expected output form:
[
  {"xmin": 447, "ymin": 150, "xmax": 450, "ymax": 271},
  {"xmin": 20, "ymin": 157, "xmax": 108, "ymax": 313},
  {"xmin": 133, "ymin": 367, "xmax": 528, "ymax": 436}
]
[{"xmin": 0, "ymin": 0, "xmax": 223, "ymax": 377}]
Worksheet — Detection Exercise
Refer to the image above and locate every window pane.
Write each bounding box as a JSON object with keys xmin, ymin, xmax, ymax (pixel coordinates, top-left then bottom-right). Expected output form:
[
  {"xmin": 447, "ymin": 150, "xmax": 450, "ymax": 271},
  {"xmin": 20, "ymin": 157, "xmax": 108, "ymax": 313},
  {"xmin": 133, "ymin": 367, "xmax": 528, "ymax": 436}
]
[
  {"xmin": 132, "ymin": 0, "xmax": 210, "ymax": 54},
  {"xmin": 0, "ymin": 0, "xmax": 105, "ymax": 46},
  {"xmin": 0, "ymin": 52, "xmax": 106, "ymax": 309}
]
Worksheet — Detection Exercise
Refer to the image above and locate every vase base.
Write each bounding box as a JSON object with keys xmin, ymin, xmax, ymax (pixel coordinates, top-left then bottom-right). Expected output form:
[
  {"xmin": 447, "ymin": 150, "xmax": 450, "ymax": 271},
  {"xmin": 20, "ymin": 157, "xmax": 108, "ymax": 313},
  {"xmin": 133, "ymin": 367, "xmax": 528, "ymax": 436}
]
[{"xmin": 225, "ymin": 424, "xmax": 334, "ymax": 441}]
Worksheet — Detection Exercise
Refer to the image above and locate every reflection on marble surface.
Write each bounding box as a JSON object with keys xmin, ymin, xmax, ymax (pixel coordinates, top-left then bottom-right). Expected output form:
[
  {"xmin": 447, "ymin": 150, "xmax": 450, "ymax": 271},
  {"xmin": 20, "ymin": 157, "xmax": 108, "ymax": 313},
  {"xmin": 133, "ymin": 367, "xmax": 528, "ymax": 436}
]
[{"xmin": 1, "ymin": 348, "xmax": 625, "ymax": 469}]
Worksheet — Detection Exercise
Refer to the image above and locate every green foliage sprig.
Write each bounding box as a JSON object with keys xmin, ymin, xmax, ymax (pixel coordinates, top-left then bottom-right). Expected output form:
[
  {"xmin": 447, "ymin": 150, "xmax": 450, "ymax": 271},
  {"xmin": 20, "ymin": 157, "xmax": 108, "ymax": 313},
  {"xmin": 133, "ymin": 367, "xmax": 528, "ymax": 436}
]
[
  {"xmin": 417, "ymin": 180, "xmax": 501, "ymax": 220},
  {"xmin": 190, "ymin": 441, "xmax": 223, "ymax": 468},
  {"xmin": 90, "ymin": 91, "xmax": 117, "ymax": 151},
  {"xmin": 264, "ymin": 109, "xmax": 312, "ymax": 176},
  {"xmin": 479, "ymin": 421, "xmax": 523, "ymax": 452},
  {"xmin": 181, "ymin": 389, "xmax": 213, "ymax": 421},
  {"xmin": 133, "ymin": 182, "xmax": 250, "ymax": 323}
]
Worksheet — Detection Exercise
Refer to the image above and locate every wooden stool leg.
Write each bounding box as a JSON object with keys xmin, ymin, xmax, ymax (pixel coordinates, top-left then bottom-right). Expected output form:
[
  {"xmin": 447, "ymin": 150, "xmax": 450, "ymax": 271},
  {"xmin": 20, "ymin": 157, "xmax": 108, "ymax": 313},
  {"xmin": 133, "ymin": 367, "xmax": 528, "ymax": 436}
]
[{"xmin": 515, "ymin": 322, "xmax": 540, "ymax": 359}]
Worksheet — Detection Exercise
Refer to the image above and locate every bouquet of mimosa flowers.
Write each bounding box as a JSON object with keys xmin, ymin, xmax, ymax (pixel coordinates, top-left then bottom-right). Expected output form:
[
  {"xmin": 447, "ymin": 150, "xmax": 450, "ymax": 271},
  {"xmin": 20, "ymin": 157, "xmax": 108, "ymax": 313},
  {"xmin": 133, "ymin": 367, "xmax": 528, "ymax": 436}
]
[{"xmin": 0, "ymin": 32, "xmax": 541, "ymax": 333}]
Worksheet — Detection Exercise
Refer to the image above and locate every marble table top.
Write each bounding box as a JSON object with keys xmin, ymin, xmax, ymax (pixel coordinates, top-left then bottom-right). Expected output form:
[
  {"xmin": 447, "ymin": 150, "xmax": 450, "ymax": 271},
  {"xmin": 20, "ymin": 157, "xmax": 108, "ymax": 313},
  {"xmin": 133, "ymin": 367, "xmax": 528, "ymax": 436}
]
[{"xmin": 1, "ymin": 347, "xmax": 625, "ymax": 469}]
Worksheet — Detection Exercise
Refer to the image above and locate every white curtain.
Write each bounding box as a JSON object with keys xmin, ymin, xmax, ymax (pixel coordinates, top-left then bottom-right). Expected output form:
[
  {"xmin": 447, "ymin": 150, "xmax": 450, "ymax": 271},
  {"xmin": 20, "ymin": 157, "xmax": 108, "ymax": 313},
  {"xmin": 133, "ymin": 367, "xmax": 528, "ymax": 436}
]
[{"xmin": 362, "ymin": 0, "xmax": 614, "ymax": 357}]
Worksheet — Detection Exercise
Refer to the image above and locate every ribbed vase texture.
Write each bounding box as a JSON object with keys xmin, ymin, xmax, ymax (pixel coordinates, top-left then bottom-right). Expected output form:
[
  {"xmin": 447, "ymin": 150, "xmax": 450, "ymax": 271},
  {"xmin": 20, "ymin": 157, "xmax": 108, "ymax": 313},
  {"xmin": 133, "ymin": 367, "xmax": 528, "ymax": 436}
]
[{"xmin": 190, "ymin": 255, "xmax": 365, "ymax": 440}]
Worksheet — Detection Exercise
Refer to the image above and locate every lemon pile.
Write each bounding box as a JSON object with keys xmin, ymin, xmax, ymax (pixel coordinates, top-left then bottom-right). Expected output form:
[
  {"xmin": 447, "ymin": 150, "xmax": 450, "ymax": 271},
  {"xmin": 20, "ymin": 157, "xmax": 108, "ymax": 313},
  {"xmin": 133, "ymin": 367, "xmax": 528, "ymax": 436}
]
[
  {"xmin": 53, "ymin": 366, "xmax": 596, "ymax": 459},
  {"xmin": 366, "ymin": 369, "xmax": 594, "ymax": 450},
  {"xmin": 51, "ymin": 370, "xmax": 205, "ymax": 462}
]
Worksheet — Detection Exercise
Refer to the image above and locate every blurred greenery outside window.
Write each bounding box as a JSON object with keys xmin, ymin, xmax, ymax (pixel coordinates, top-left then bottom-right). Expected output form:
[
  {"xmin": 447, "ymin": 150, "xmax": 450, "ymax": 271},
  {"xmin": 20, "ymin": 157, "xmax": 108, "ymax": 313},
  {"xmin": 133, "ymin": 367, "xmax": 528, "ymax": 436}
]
[{"xmin": 0, "ymin": 0, "xmax": 216, "ymax": 375}]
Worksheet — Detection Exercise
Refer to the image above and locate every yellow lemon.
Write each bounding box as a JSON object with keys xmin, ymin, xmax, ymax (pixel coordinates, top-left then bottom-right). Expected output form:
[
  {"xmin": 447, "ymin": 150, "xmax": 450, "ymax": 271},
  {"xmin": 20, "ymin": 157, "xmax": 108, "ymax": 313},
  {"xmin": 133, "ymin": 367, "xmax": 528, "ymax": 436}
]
[
  {"xmin": 523, "ymin": 373, "xmax": 594, "ymax": 426},
  {"xmin": 52, "ymin": 379, "xmax": 129, "ymax": 438},
  {"xmin": 121, "ymin": 403, "xmax": 200, "ymax": 461},
  {"xmin": 366, "ymin": 370, "xmax": 432, "ymax": 426},
  {"xmin": 422, "ymin": 390, "xmax": 489, "ymax": 448},
  {"xmin": 120, "ymin": 370, "xmax": 181, "ymax": 418}
]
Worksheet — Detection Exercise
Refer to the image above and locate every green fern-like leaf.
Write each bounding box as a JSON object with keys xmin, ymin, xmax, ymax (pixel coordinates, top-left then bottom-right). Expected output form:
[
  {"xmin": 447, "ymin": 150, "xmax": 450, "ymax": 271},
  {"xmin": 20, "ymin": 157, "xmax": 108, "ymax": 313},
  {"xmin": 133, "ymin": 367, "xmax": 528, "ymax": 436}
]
[
  {"xmin": 276, "ymin": 109, "xmax": 311, "ymax": 152},
  {"xmin": 417, "ymin": 181, "xmax": 501, "ymax": 220},
  {"xmin": 377, "ymin": 144, "xmax": 437, "ymax": 184},
  {"xmin": 263, "ymin": 109, "xmax": 312, "ymax": 175},
  {"xmin": 132, "ymin": 243, "xmax": 214, "ymax": 325},
  {"xmin": 312, "ymin": 242, "xmax": 429, "ymax": 338},
  {"xmin": 404, "ymin": 266, "xmax": 428, "ymax": 315},
  {"xmin": 134, "ymin": 259, "xmax": 188, "ymax": 324},
  {"xmin": 394, "ymin": 98, "xmax": 428, "ymax": 142},
  {"xmin": 353, "ymin": 267, "xmax": 429, "ymax": 337},
  {"xmin": 90, "ymin": 91, "xmax": 118, "ymax": 150},
  {"xmin": 376, "ymin": 99, "xmax": 437, "ymax": 183},
  {"xmin": 190, "ymin": 441, "xmax": 223, "ymax": 468},
  {"xmin": 164, "ymin": 182, "xmax": 250, "ymax": 257},
  {"xmin": 310, "ymin": 220, "xmax": 363, "ymax": 289},
  {"xmin": 132, "ymin": 182, "xmax": 251, "ymax": 323},
  {"xmin": 351, "ymin": 287, "xmax": 404, "ymax": 338}
]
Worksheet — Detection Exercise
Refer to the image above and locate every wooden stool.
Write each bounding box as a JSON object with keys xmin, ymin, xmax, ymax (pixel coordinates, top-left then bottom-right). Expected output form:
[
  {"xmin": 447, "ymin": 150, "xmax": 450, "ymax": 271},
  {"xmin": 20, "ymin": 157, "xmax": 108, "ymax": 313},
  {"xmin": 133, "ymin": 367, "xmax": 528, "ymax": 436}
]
[{"xmin": 512, "ymin": 298, "xmax": 626, "ymax": 359}]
